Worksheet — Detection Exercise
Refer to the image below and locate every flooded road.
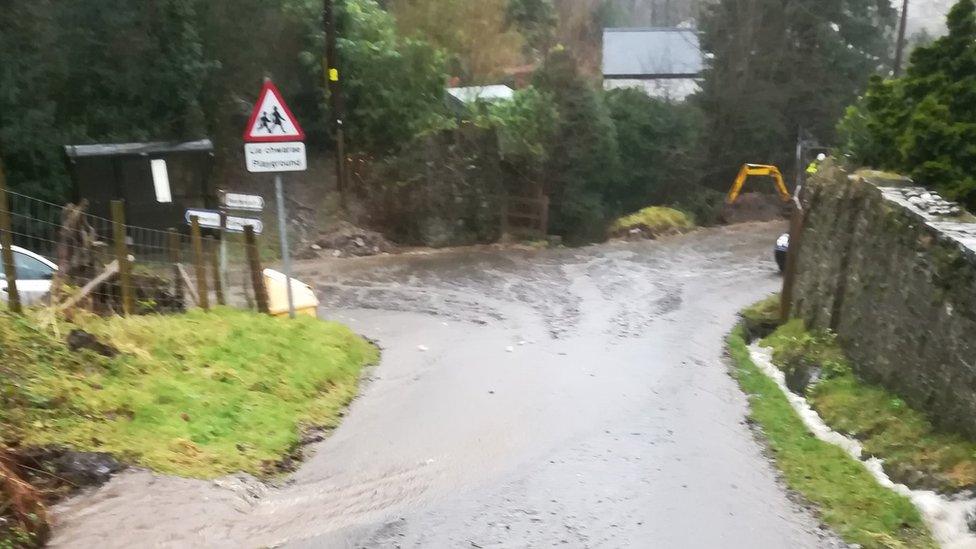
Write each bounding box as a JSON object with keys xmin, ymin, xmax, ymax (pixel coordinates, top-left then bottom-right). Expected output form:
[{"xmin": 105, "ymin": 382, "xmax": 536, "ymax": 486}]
[{"xmin": 51, "ymin": 221, "xmax": 844, "ymax": 548}]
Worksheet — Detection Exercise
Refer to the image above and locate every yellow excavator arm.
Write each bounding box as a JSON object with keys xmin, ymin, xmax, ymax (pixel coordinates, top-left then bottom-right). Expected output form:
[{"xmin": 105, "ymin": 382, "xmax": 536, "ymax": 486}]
[{"xmin": 726, "ymin": 164, "xmax": 791, "ymax": 204}]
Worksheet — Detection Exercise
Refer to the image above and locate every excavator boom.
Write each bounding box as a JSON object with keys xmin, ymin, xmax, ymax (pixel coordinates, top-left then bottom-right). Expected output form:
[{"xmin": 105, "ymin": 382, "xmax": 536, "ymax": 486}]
[{"xmin": 726, "ymin": 164, "xmax": 791, "ymax": 204}]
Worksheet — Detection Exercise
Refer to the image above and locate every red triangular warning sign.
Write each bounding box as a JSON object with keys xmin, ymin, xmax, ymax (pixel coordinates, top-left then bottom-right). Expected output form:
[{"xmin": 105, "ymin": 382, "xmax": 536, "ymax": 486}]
[{"xmin": 243, "ymin": 80, "xmax": 306, "ymax": 143}]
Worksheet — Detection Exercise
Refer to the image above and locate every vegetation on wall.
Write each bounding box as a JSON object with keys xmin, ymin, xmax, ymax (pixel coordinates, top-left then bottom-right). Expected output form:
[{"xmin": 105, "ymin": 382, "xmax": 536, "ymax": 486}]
[{"xmin": 838, "ymin": 0, "xmax": 976, "ymax": 209}]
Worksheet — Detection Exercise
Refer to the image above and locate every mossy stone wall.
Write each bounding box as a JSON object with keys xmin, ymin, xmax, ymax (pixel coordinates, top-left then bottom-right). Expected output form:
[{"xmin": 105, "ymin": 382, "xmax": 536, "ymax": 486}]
[{"xmin": 794, "ymin": 166, "xmax": 976, "ymax": 437}]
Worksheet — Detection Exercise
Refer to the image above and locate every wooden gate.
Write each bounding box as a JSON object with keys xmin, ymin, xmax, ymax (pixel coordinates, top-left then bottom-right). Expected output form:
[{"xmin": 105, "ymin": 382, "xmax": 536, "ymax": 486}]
[{"xmin": 501, "ymin": 192, "xmax": 549, "ymax": 238}]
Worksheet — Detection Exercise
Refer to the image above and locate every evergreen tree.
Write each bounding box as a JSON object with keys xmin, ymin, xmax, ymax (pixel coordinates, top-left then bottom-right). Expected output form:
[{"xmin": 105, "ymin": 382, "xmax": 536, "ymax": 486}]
[
  {"xmin": 697, "ymin": 0, "xmax": 896, "ymax": 188},
  {"xmin": 0, "ymin": 1, "xmax": 213, "ymax": 198},
  {"xmin": 534, "ymin": 48, "xmax": 620, "ymax": 243},
  {"xmin": 605, "ymin": 88, "xmax": 702, "ymax": 214},
  {"xmin": 839, "ymin": 0, "xmax": 976, "ymax": 208}
]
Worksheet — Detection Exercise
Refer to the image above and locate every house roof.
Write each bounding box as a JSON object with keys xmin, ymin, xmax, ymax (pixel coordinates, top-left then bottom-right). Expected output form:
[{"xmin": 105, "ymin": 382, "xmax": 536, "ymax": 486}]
[
  {"xmin": 602, "ymin": 28, "xmax": 703, "ymax": 79},
  {"xmin": 64, "ymin": 140, "xmax": 214, "ymax": 159},
  {"xmin": 446, "ymin": 85, "xmax": 515, "ymax": 104}
]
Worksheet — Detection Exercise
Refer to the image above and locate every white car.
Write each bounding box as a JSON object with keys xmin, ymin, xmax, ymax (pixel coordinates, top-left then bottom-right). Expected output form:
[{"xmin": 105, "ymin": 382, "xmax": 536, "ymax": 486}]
[{"xmin": 0, "ymin": 246, "xmax": 58, "ymax": 306}]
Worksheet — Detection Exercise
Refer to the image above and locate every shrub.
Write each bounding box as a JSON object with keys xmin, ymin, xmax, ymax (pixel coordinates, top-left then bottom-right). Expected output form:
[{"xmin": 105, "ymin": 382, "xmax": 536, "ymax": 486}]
[
  {"xmin": 604, "ymin": 88, "xmax": 702, "ymax": 214},
  {"xmin": 610, "ymin": 206, "xmax": 694, "ymax": 238}
]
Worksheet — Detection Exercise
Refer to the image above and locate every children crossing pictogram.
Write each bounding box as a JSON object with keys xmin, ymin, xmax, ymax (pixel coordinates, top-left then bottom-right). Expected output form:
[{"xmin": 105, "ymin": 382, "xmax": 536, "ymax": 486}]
[{"xmin": 243, "ymin": 80, "xmax": 306, "ymax": 143}]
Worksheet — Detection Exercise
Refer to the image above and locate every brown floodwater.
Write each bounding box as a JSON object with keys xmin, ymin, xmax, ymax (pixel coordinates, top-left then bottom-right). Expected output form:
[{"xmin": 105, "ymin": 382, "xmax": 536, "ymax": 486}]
[{"xmin": 50, "ymin": 221, "xmax": 847, "ymax": 548}]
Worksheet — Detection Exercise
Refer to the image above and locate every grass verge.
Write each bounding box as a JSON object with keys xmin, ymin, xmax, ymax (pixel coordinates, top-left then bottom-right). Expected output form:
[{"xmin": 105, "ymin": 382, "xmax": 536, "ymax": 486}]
[
  {"xmin": 610, "ymin": 206, "xmax": 695, "ymax": 238},
  {"xmin": 728, "ymin": 324, "xmax": 936, "ymax": 548},
  {"xmin": 763, "ymin": 320, "xmax": 976, "ymax": 493},
  {"xmin": 1, "ymin": 307, "xmax": 377, "ymax": 479}
]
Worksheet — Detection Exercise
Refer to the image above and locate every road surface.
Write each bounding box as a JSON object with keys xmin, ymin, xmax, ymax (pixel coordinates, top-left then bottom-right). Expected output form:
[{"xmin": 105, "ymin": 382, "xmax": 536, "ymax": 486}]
[{"xmin": 51, "ymin": 221, "xmax": 845, "ymax": 548}]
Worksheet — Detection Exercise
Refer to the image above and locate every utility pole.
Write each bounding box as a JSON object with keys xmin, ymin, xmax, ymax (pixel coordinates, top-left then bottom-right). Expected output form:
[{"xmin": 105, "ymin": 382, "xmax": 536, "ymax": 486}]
[
  {"xmin": 894, "ymin": 0, "xmax": 910, "ymax": 77},
  {"xmin": 323, "ymin": 0, "xmax": 348, "ymax": 210}
]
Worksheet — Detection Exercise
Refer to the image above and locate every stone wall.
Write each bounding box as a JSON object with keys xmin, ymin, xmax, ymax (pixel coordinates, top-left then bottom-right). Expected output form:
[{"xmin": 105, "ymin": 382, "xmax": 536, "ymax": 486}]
[{"xmin": 793, "ymin": 165, "xmax": 976, "ymax": 437}]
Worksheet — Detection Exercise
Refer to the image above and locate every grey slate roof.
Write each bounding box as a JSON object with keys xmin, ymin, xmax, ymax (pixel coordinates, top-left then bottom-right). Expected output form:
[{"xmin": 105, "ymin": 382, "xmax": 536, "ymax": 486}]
[{"xmin": 602, "ymin": 28, "xmax": 703, "ymax": 78}]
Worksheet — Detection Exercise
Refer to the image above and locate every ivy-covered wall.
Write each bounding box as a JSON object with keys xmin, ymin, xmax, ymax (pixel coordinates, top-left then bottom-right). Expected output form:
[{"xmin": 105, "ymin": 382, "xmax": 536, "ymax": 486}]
[{"xmin": 793, "ymin": 165, "xmax": 976, "ymax": 437}]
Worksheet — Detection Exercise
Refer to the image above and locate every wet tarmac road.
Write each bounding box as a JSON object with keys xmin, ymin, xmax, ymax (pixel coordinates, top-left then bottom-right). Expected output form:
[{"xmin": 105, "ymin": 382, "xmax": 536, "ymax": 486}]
[{"xmin": 51, "ymin": 221, "xmax": 845, "ymax": 548}]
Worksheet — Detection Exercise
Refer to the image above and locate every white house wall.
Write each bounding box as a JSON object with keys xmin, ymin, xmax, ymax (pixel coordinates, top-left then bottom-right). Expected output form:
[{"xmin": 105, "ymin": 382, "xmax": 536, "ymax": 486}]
[{"xmin": 603, "ymin": 78, "xmax": 701, "ymax": 101}]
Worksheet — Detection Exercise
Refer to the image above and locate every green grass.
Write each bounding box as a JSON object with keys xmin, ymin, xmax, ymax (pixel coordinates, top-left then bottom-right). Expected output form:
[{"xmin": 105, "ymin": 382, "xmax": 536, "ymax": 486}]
[
  {"xmin": 610, "ymin": 206, "xmax": 695, "ymax": 237},
  {"xmin": 728, "ymin": 325, "xmax": 935, "ymax": 548},
  {"xmin": 762, "ymin": 320, "xmax": 976, "ymax": 493},
  {"xmin": 0, "ymin": 308, "xmax": 377, "ymax": 478},
  {"xmin": 740, "ymin": 293, "xmax": 782, "ymax": 340}
]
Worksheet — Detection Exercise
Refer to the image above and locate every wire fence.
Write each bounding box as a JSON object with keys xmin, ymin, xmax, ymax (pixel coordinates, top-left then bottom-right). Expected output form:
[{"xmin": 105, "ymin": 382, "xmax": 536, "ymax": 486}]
[{"xmin": 0, "ymin": 186, "xmax": 270, "ymax": 317}]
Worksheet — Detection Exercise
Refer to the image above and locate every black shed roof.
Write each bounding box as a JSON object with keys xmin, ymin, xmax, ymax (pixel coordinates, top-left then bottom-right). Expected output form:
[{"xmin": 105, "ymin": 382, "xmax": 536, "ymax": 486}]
[{"xmin": 64, "ymin": 139, "xmax": 214, "ymax": 159}]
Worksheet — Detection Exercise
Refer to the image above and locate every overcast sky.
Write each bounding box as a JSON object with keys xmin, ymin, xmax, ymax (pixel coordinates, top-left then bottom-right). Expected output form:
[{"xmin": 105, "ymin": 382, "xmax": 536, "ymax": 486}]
[{"xmin": 905, "ymin": 0, "xmax": 954, "ymax": 36}]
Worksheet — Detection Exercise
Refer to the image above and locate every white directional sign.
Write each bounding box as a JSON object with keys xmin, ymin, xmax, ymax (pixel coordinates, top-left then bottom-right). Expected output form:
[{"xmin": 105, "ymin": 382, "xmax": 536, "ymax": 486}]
[
  {"xmin": 243, "ymin": 81, "xmax": 306, "ymax": 143},
  {"xmin": 221, "ymin": 192, "xmax": 265, "ymax": 212},
  {"xmin": 244, "ymin": 142, "xmax": 307, "ymax": 173},
  {"xmin": 185, "ymin": 208, "xmax": 264, "ymax": 234},
  {"xmin": 224, "ymin": 215, "xmax": 265, "ymax": 234}
]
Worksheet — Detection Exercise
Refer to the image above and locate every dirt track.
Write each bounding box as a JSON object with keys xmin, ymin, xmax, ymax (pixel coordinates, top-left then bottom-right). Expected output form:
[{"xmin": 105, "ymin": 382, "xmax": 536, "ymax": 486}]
[{"xmin": 50, "ymin": 221, "xmax": 846, "ymax": 548}]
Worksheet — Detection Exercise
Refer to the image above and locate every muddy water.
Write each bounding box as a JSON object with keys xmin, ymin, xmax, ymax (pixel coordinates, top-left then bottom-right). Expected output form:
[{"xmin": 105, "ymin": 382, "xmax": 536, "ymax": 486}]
[{"xmin": 50, "ymin": 222, "xmax": 846, "ymax": 548}]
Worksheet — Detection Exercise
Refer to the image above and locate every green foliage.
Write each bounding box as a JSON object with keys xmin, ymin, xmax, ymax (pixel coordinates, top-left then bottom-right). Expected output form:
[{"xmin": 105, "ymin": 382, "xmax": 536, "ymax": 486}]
[
  {"xmin": 197, "ymin": 0, "xmax": 333, "ymax": 154},
  {"xmin": 698, "ymin": 0, "xmax": 897, "ymax": 189},
  {"xmin": 0, "ymin": 0, "xmax": 449, "ymax": 197},
  {"xmin": 728, "ymin": 325, "xmax": 936, "ymax": 549},
  {"xmin": 339, "ymin": 0, "xmax": 450, "ymax": 153},
  {"xmin": 0, "ymin": 0, "xmax": 214, "ymax": 199},
  {"xmin": 534, "ymin": 49, "xmax": 620, "ymax": 243},
  {"xmin": 762, "ymin": 319, "xmax": 976, "ymax": 493},
  {"xmin": 739, "ymin": 293, "xmax": 782, "ymax": 340},
  {"xmin": 506, "ymin": 0, "xmax": 557, "ymax": 55},
  {"xmin": 671, "ymin": 185, "xmax": 727, "ymax": 226},
  {"xmin": 392, "ymin": 0, "xmax": 525, "ymax": 83},
  {"xmin": 762, "ymin": 320, "xmax": 853, "ymax": 382},
  {"xmin": 0, "ymin": 308, "xmax": 377, "ymax": 478},
  {"xmin": 839, "ymin": 0, "xmax": 976, "ymax": 209},
  {"xmin": 605, "ymin": 88, "xmax": 702, "ymax": 213},
  {"xmin": 478, "ymin": 87, "xmax": 559, "ymax": 163}
]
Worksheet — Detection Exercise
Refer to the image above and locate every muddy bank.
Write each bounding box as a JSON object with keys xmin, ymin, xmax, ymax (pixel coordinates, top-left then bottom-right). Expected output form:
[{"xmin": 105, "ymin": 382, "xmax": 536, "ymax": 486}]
[{"xmin": 49, "ymin": 222, "xmax": 845, "ymax": 549}]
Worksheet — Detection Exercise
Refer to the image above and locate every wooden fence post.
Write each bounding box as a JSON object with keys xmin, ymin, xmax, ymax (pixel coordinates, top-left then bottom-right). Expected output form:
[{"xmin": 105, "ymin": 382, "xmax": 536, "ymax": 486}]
[
  {"xmin": 190, "ymin": 216, "xmax": 209, "ymax": 311},
  {"xmin": 780, "ymin": 205, "xmax": 805, "ymax": 322},
  {"xmin": 0, "ymin": 160, "xmax": 21, "ymax": 314},
  {"xmin": 110, "ymin": 200, "xmax": 134, "ymax": 315},
  {"xmin": 168, "ymin": 228, "xmax": 184, "ymax": 308},
  {"xmin": 206, "ymin": 235, "xmax": 225, "ymax": 306},
  {"xmin": 244, "ymin": 225, "xmax": 269, "ymax": 314},
  {"xmin": 539, "ymin": 194, "xmax": 550, "ymax": 236}
]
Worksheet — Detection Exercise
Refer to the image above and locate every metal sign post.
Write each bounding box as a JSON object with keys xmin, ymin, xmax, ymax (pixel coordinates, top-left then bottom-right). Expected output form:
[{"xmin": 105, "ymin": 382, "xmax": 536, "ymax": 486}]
[
  {"xmin": 219, "ymin": 210, "xmax": 229, "ymax": 300},
  {"xmin": 274, "ymin": 175, "xmax": 296, "ymax": 319}
]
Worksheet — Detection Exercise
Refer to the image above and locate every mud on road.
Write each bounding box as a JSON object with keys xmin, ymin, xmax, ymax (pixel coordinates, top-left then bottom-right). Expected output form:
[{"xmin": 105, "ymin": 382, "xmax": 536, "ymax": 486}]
[{"xmin": 50, "ymin": 221, "xmax": 846, "ymax": 548}]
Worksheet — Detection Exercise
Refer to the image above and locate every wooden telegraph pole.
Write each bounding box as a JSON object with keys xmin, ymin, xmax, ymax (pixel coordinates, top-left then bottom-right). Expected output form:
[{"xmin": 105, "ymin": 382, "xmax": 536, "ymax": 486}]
[
  {"xmin": 0, "ymin": 158, "xmax": 21, "ymax": 313},
  {"xmin": 324, "ymin": 0, "xmax": 348, "ymax": 209},
  {"xmin": 894, "ymin": 0, "xmax": 910, "ymax": 77}
]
